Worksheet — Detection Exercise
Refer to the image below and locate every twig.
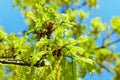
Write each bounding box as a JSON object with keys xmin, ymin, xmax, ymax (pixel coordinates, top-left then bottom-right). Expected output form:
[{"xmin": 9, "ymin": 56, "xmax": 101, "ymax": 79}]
[
  {"xmin": 102, "ymin": 31, "xmax": 115, "ymax": 46},
  {"xmin": 71, "ymin": 2, "xmax": 86, "ymax": 10},
  {"xmin": 0, "ymin": 59, "xmax": 43, "ymax": 67},
  {"xmin": 61, "ymin": 2, "xmax": 86, "ymax": 13},
  {"xmin": 97, "ymin": 62, "xmax": 113, "ymax": 75},
  {"xmin": 95, "ymin": 38, "xmax": 120, "ymax": 50}
]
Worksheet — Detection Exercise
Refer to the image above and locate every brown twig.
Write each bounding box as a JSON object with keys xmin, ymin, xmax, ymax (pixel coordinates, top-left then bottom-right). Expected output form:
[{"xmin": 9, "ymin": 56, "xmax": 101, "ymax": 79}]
[
  {"xmin": 0, "ymin": 59, "xmax": 43, "ymax": 67},
  {"xmin": 95, "ymin": 38, "xmax": 120, "ymax": 50},
  {"xmin": 102, "ymin": 31, "xmax": 115, "ymax": 46}
]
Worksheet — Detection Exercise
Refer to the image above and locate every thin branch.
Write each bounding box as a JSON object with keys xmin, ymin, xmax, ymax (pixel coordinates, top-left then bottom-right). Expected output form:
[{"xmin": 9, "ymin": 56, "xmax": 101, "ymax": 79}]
[
  {"xmin": 102, "ymin": 31, "xmax": 115, "ymax": 46},
  {"xmin": 95, "ymin": 38, "xmax": 120, "ymax": 50},
  {"xmin": 107, "ymin": 38, "xmax": 120, "ymax": 45},
  {"xmin": 0, "ymin": 59, "xmax": 43, "ymax": 67},
  {"xmin": 97, "ymin": 62, "xmax": 113, "ymax": 75},
  {"xmin": 71, "ymin": 2, "xmax": 86, "ymax": 10},
  {"xmin": 60, "ymin": 2, "xmax": 86, "ymax": 13},
  {"xmin": 94, "ymin": 45, "xmax": 105, "ymax": 50},
  {"xmin": 15, "ymin": 30, "xmax": 27, "ymax": 36}
]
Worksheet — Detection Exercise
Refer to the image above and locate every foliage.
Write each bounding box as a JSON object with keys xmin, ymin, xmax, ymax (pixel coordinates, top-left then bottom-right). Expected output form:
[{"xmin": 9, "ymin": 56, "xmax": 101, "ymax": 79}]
[{"xmin": 0, "ymin": 0, "xmax": 120, "ymax": 80}]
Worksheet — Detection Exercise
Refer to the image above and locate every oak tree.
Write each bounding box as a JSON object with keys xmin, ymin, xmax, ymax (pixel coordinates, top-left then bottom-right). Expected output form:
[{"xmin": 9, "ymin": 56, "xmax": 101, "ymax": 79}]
[{"xmin": 0, "ymin": 0, "xmax": 120, "ymax": 80}]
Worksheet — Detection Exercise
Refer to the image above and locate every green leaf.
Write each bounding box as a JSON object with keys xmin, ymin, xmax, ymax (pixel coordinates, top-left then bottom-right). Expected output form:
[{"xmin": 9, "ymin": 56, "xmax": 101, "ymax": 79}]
[
  {"xmin": 67, "ymin": 35, "xmax": 88, "ymax": 45},
  {"xmin": 31, "ymin": 51, "xmax": 47, "ymax": 66},
  {"xmin": 79, "ymin": 10, "xmax": 89, "ymax": 20},
  {"xmin": 111, "ymin": 17, "xmax": 120, "ymax": 34},
  {"xmin": 61, "ymin": 58, "xmax": 77, "ymax": 80},
  {"xmin": 86, "ymin": 0, "xmax": 98, "ymax": 8},
  {"xmin": 79, "ymin": 65, "xmax": 87, "ymax": 78},
  {"xmin": 70, "ymin": 46, "xmax": 85, "ymax": 55},
  {"xmin": 91, "ymin": 17, "xmax": 104, "ymax": 32},
  {"xmin": 0, "ymin": 28, "xmax": 7, "ymax": 41},
  {"xmin": 74, "ymin": 55, "xmax": 95, "ymax": 65},
  {"xmin": 21, "ymin": 46, "xmax": 34, "ymax": 61},
  {"xmin": 77, "ymin": 35, "xmax": 88, "ymax": 43},
  {"xmin": 74, "ymin": 56, "xmax": 96, "ymax": 77}
]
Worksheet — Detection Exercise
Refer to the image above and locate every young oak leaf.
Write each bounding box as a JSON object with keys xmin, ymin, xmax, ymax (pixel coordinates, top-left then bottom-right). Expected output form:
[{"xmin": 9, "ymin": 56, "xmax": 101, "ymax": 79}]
[{"xmin": 30, "ymin": 51, "xmax": 47, "ymax": 66}]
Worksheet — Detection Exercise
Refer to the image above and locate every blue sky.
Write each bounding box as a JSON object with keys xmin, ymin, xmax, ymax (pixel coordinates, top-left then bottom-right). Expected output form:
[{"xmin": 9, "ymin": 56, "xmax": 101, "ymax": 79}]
[
  {"xmin": 0, "ymin": 0, "xmax": 27, "ymax": 34},
  {"xmin": 0, "ymin": 0, "xmax": 120, "ymax": 80}
]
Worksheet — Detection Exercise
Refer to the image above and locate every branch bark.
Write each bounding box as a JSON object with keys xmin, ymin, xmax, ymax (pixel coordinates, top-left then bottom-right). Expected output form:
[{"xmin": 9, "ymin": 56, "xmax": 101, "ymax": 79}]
[{"xmin": 0, "ymin": 59, "xmax": 42, "ymax": 67}]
